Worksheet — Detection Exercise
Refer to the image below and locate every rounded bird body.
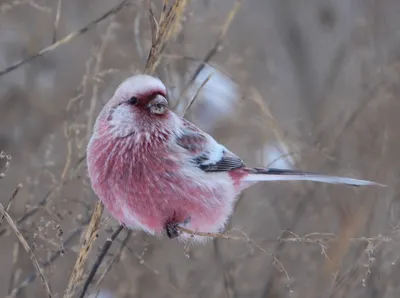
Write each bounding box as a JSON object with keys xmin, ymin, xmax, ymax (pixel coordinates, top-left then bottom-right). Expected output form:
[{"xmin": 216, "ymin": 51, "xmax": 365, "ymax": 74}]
[{"xmin": 87, "ymin": 74, "xmax": 384, "ymax": 242}]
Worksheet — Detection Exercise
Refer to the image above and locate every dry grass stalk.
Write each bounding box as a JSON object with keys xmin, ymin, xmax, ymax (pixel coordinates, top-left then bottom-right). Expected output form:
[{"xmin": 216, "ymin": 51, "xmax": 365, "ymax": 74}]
[
  {"xmin": 79, "ymin": 225, "xmax": 125, "ymax": 298},
  {"xmin": 144, "ymin": 0, "xmax": 188, "ymax": 73},
  {"xmin": 176, "ymin": 0, "xmax": 242, "ymax": 105},
  {"xmin": 90, "ymin": 230, "xmax": 132, "ymax": 297},
  {"xmin": 182, "ymin": 72, "xmax": 214, "ymax": 116},
  {"xmin": 0, "ymin": 183, "xmax": 22, "ymax": 224},
  {"xmin": 0, "ymin": 0, "xmax": 130, "ymax": 77},
  {"xmin": 52, "ymin": 0, "xmax": 62, "ymax": 43},
  {"xmin": 7, "ymin": 241, "xmax": 21, "ymax": 295},
  {"xmin": 10, "ymin": 226, "xmax": 86, "ymax": 297},
  {"xmin": 0, "ymin": 202, "xmax": 53, "ymax": 298},
  {"xmin": 63, "ymin": 202, "xmax": 104, "ymax": 298},
  {"xmin": 176, "ymin": 226, "xmax": 244, "ymax": 240}
]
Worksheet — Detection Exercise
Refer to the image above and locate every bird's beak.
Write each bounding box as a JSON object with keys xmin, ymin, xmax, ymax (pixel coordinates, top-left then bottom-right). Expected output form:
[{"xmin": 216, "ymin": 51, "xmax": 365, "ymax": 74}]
[
  {"xmin": 147, "ymin": 94, "xmax": 168, "ymax": 108},
  {"xmin": 147, "ymin": 94, "xmax": 169, "ymax": 114}
]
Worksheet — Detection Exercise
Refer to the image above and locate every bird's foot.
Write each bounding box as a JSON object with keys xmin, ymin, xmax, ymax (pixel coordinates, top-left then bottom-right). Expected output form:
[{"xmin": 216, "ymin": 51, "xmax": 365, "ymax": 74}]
[
  {"xmin": 165, "ymin": 217, "xmax": 191, "ymax": 239},
  {"xmin": 166, "ymin": 222, "xmax": 180, "ymax": 239}
]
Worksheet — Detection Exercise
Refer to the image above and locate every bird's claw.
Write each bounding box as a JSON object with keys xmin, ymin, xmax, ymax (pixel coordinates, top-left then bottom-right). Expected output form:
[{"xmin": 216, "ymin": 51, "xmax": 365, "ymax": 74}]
[
  {"xmin": 165, "ymin": 216, "xmax": 191, "ymax": 239},
  {"xmin": 165, "ymin": 222, "xmax": 180, "ymax": 239}
]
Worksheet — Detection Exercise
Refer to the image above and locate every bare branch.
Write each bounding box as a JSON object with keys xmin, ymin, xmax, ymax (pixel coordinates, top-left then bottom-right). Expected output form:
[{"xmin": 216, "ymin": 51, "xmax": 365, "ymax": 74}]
[
  {"xmin": 0, "ymin": 0, "xmax": 130, "ymax": 78},
  {"xmin": 0, "ymin": 203, "xmax": 53, "ymax": 298},
  {"xmin": 79, "ymin": 225, "xmax": 125, "ymax": 298}
]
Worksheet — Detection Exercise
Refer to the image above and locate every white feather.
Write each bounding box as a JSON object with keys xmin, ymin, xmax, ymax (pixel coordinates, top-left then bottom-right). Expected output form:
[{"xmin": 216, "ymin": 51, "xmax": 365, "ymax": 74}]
[
  {"xmin": 244, "ymin": 174, "xmax": 386, "ymax": 187},
  {"xmin": 201, "ymin": 139, "xmax": 225, "ymax": 165}
]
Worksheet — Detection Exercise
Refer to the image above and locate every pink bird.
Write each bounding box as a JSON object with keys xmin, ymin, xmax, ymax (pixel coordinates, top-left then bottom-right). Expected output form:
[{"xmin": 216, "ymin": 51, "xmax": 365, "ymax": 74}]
[{"xmin": 87, "ymin": 74, "xmax": 384, "ymax": 242}]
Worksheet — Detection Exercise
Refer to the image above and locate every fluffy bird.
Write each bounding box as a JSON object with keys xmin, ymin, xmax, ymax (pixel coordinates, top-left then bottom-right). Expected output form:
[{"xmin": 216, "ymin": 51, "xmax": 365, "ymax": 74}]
[{"xmin": 87, "ymin": 74, "xmax": 384, "ymax": 242}]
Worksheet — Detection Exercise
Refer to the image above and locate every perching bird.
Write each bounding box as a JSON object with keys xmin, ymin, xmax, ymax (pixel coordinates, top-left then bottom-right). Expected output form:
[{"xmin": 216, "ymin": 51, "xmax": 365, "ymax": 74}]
[{"xmin": 86, "ymin": 74, "xmax": 384, "ymax": 242}]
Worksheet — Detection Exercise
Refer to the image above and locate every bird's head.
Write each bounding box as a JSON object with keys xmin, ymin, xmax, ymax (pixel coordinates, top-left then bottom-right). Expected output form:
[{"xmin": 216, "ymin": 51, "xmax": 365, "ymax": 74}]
[{"xmin": 97, "ymin": 74, "xmax": 174, "ymax": 139}]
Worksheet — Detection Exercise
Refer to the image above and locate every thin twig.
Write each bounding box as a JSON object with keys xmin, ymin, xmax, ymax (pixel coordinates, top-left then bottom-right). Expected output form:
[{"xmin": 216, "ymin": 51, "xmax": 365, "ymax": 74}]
[
  {"xmin": 176, "ymin": 0, "xmax": 241, "ymax": 105},
  {"xmin": 176, "ymin": 226, "xmax": 244, "ymax": 240},
  {"xmin": 0, "ymin": 183, "xmax": 23, "ymax": 224},
  {"xmin": 63, "ymin": 202, "xmax": 104, "ymax": 298},
  {"xmin": 0, "ymin": 155, "xmax": 86, "ymax": 239},
  {"xmin": 91, "ymin": 230, "xmax": 132, "ymax": 297},
  {"xmin": 85, "ymin": 20, "xmax": 117, "ymax": 142},
  {"xmin": 0, "ymin": 0, "xmax": 130, "ymax": 77},
  {"xmin": 7, "ymin": 241, "xmax": 21, "ymax": 295},
  {"xmin": 79, "ymin": 225, "xmax": 125, "ymax": 298},
  {"xmin": 9, "ymin": 225, "xmax": 85, "ymax": 297},
  {"xmin": 159, "ymin": 0, "xmax": 169, "ymax": 24},
  {"xmin": 52, "ymin": 0, "xmax": 62, "ymax": 43},
  {"xmin": 182, "ymin": 72, "xmax": 214, "ymax": 116},
  {"xmin": 0, "ymin": 203, "xmax": 53, "ymax": 298}
]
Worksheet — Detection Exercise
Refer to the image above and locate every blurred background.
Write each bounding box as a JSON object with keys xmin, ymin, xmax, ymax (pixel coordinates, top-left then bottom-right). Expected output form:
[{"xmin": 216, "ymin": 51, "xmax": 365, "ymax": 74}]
[{"xmin": 0, "ymin": 0, "xmax": 399, "ymax": 297}]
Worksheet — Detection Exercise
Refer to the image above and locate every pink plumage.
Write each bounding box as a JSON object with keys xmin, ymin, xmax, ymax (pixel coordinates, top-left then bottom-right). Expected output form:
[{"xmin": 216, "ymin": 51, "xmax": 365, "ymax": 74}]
[{"xmin": 87, "ymin": 74, "xmax": 384, "ymax": 242}]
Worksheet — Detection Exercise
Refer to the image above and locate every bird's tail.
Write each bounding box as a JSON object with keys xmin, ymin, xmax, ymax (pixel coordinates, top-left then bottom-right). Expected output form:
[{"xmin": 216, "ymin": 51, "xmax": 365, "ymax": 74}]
[{"xmin": 243, "ymin": 167, "xmax": 386, "ymax": 187}]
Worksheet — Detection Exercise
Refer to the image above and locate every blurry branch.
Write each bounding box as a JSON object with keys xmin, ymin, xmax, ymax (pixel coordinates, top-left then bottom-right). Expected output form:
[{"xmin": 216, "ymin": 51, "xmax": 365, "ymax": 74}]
[
  {"xmin": 0, "ymin": 0, "xmax": 130, "ymax": 77},
  {"xmin": 0, "ymin": 183, "xmax": 22, "ymax": 224},
  {"xmin": 85, "ymin": 21, "xmax": 117, "ymax": 142},
  {"xmin": 52, "ymin": 0, "xmax": 62, "ymax": 43},
  {"xmin": 90, "ymin": 230, "xmax": 132, "ymax": 297},
  {"xmin": 175, "ymin": 225, "xmax": 292, "ymax": 282},
  {"xmin": 176, "ymin": 0, "xmax": 242, "ymax": 106},
  {"xmin": 7, "ymin": 241, "xmax": 21, "ymax": 295},
  {"xmin": 213, "ymin": 240, "xmax": 235, "ymax": 298},
  {"xmin": 0, "ymin": 155, "xmax": 86, "ymax": 239},
  {"xmin": 79, "ymin": 225, "xmax": 125, "ymax": 298},
  {"xmin": 182, "ymin": 72, "xmax": 214, "ymax": 116},
  {"xmin": 134, "ymin": 12, "xmax": 144, "ymax": 59},
  {"xmin": 10, "ymin": 225, "xmax": 86, "ymax": 298},
  {"xmin": 0, "ymin": 202, "xmax": 53, "ymax": 298},
  {"xmin": 249, "ymin": 87, "xmax": 297, "ymax": 167},
  {"xmin": 0, "ymin": 0, "xmax": 51, "ymax": 14},
  {"xmin": 90, "ymin": 230, "xmax": 132, "ymax": 298}
]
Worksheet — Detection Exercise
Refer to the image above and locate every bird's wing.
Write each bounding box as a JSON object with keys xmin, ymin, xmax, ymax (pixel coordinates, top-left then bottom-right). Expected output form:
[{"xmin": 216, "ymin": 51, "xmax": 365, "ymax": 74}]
[{"xmin": 176, "ymin": 119, "xmax": 244, "ymax": 172}]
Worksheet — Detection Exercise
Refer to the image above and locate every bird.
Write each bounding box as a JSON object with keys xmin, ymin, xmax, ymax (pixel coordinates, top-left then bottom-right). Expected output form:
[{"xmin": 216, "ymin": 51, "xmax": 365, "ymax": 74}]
[{"xmin": 86, "ymin": 74, "xmax": 385, "ymax": 242}]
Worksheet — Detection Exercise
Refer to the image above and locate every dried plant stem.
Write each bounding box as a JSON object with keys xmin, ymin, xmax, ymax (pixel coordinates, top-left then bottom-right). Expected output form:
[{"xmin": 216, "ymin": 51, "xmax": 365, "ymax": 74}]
[
  {"xmin": 52, "ymin": 0, "xmax": 62, "ymax": 43},
  {"xmin": 0, "ymin": 183, "xmax": 22, "ymax": 224},
  {"xmin": 63, "ymin": 202, "xmax": 104, "ymax": 298},
  {"xmin": 7, "ymin": 241, "xmax": 21, "ymax": 295},
  {"xmin": 177, "ymin": 0, "xmax": 241, "ymax": 103},
  {"xmin": 10, "ymin": 225, "xmax": 85, "ymax": 298},
  {"xmin": 90, "ymin": 230, "xmax": 132, "ymax": 297},
  {"xmin": 144, "ymin": 0, "xmax": 188, "ymax": 73},
  {"xmin": 182, "ymin": 72, "xmax": 214, "ymax": 116},
  {"xmin": 177, "ymin": 226, "xmax": 243, "ymax": 240},
  {"xmin": 0, "ymin": 0, "xmax": 130, "ymax": 77},
  {"xmin": 0, "ymin": 203, "xmax": 53, "ymax": 298},
  {"xmin": 0, "ymin": 155, "xmax": 86, "ymax": 239},
  {"xmin": 79, "ymin": 225, "xmax": 125, "ymax": 298}
]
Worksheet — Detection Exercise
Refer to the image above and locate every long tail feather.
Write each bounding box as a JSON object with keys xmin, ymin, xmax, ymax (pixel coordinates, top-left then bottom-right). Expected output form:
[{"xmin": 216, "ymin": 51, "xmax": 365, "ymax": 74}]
[{"xmin": 244, "ymin": 168, "xmax": 386, "ymax": 187}]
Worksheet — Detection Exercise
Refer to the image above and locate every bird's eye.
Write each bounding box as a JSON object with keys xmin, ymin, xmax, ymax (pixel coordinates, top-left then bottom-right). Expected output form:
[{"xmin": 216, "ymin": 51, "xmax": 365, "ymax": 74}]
[{"xmin": 127, "ymin": 96, "xmax": 138, "ymax": 105}]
